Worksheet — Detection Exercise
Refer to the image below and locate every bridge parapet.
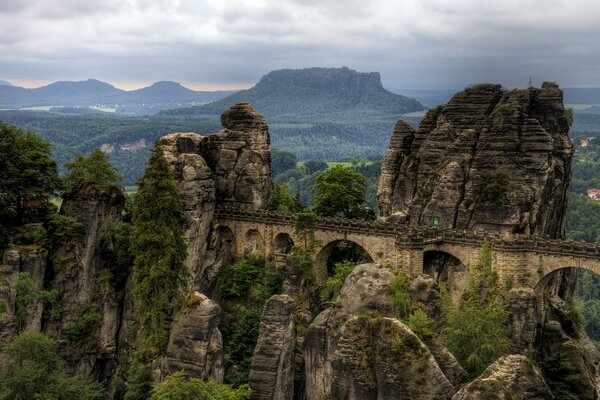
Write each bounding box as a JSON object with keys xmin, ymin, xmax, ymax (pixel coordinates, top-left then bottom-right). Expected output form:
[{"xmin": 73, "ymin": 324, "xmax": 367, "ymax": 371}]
[{"xmin": 213, "ymin": 206, "xmax": 600, "ymax": 260}]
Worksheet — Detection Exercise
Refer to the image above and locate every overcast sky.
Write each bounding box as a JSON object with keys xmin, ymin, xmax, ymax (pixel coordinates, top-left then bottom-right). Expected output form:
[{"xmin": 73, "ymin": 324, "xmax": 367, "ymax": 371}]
[{"xmin": 1, "ymin": 0, "xmax": 599, "ymax": 90}]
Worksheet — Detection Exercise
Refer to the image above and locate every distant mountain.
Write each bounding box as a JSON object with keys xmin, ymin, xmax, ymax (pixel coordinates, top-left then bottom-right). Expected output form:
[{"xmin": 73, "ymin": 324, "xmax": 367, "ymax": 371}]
[
  {"xmin": 564, "ymin": 88, "xmax": 600, "ymax": 105},
  {"xmin": 387, "ymin": 88, "xmax": 457, "ymax": 108},
  {"xmin": 0, "ymin": 79, "xmax": 236, "ymax": 112},
  {"xmin": 0, "ymin": 80, "xmax": 13, "ymax": 86},
  {"xmin": 159, "ymin": 67, "xmax": 424, "ymax": 120}
]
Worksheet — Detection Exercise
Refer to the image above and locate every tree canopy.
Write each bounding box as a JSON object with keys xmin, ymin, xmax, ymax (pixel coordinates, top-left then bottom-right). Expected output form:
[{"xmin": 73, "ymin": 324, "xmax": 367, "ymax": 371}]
[
  {"xmin": 64, "ymin": 148, "xmax": 121, "ymax": 194},
  {"xmin": 131, "ymin": 147, "xmax": 189, "ymax": 351},
  {"xmin": 0, "ymin": 331, "xmax": 103, "ymax": 400},
  {"xmin": 0, "ymin": 122, "xmax": 61, "ymax": 244},
  {"xmin": 313, "ymin": 165, "xmax": 366, "ymax": 218}
]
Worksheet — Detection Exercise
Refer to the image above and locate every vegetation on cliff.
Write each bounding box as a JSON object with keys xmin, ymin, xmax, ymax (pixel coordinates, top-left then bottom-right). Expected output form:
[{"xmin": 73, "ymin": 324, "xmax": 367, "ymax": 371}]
[
  {"xmin": 439, "ymin": 243, "xmax": 512, "ymax": 376},
  {"xmin": 64, "ymin": 148, "xmax": 122, "ymax": 194},
  {"xmin": 0, "ymin": 122, "xmax": 61, "ymax": 248},
  {"xmin": 131, "ymin": 147, "xmax": 189, "ymax": 351},
  {"xmin": 0, "ymin": 332, "xmax": 103, "ymax": 400}
]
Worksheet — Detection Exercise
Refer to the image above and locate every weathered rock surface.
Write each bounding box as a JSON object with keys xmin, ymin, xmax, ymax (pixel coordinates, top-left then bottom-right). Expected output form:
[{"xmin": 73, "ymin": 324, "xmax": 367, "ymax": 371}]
[
  {"xmin": 537, "ymin": 319, "xmax": 600, "ymax": 400},
  {"xmin": 304, "ymin": 264, "xmax": 460, "ymax": 400},
  {"xmin": 304, "ymin": 264, "xmax": 395, "ymax": 400},
  {"xmin": 249, "ymin": 294, "xmax": 296, "ymax": 400},
  {"xmin": 331, "ymin": 316, "xmax": 454, "ymax": 400},
  {"xmin": 451, "ymin": 355, "xmax": 552, "ymax": 400},
  {"xmin": 0, "ymin": 248, "xmax": 47, "ymax": 341},
  {"xmin": 157, "ymin": 102, "xmax": 272, "ymax": 291},
  {"xmin": 48, "ymin": 185, "xmax": 126, "ymax": 374},
  {"xmin": 201, "ymin": 102, "xmax": 272, "ymax": 210},
  {"xmin": 158, "ymin": 133, "xmax": 216, "ymax": 287},
  {"xmin": 377, "ymin": 83, "xmax": 572, "ymax": 238},
  {"xmin": 160, "ymin": 291, "xmax": 224, "ymax": 382}
]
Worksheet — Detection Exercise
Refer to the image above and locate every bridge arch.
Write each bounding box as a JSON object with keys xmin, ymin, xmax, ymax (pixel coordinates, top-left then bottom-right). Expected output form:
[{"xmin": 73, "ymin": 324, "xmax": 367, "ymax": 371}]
[
  {"xmin": 244, "ymin": 229, "xmax": 264, "ymax": 255},
  {"xmin": 314, "ymin": 239, "xmax": 374, "ymax": 285},
  {"xmin": 274, "ymin": 232, "xmax": 294, "ymax": 254}
]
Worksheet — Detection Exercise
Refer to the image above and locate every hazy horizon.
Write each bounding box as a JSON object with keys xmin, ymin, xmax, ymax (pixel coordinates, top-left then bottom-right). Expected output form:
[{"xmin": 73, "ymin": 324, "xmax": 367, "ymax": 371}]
[{"xmin": 2, "ymin": 1, "xmax": 600, "ymax": 90}]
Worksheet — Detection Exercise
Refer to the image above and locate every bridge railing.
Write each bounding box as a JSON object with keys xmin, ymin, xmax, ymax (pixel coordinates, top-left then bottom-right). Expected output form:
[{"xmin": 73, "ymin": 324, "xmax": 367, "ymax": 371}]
[{"xmin": 213, "ymin": 206, "xmax": 600, "ymax": 258}]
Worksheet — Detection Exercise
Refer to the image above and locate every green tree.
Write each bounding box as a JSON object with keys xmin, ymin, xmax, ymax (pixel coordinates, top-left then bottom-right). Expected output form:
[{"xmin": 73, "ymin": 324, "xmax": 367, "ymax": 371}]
[
  {"xmin": 131, "ymin": 147, "xmax": 189, "ymax": 351},
  {"xmin": 313, "ymin": 165, "xmax": 366, "ymax": 218},
  {"xmin": 439, "ymin": 243, "xmax": 512, "ymax": 376},
  {"xmin": 0, "ymin": 331, "xmax": 103, "ymax": 400},
  {"xmin": 303, "ymin": 160, "xmax": 328, "ymax": 175},
  {"xmin": 64, "ymin": 148, "xmax": 122, "ymax": 193},
  {"xmin": 151, "ymin": 371, "xmax": 249, "ymax": 400},
  {"xmin": 271, "ymin": 149, "xmax": 297, "ymax": 175},
  {"xmin": 0, "ymin": 123, "xmax": 61, "ymax": 245},
  {"xmin": 269, "ymin": 184, "xmax": 304, "ymax": 212}
]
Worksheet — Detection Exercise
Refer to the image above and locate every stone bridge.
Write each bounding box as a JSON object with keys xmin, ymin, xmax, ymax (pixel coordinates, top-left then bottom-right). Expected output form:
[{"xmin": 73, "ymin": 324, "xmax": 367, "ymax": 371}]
[{"xmin": 212, "ymin": 207, "xmax": 600, "ymax": 292}]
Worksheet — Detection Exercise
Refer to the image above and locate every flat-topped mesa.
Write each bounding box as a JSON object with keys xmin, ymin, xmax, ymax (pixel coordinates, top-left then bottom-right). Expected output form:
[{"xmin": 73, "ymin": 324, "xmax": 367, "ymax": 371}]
[{"xmin": 377, "ymin": 82, "xmax": 573, "ymax": 239}]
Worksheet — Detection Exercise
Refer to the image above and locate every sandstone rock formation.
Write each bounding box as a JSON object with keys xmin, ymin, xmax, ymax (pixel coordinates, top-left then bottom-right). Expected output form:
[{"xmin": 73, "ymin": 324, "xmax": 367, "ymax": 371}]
[
  {"xmin": 331, "ymin": 316, "xmax": 454, "ymax": 400},
  {"xmin": 451, "ymin": 355, "xmax": 552, "ymax": 400},
  {"xmin": 304, "ymin": 263, "xmax": 395, "ymax": 400},
  {"xmin": 377, "ymin": 83, "xmax": 572, "ymax": 238},
  {"xmin": 158, "ymin": 133, "xmax": 216, "ymax": 286},
  {"xmin": 304, "ymin": 264, "xmax": 460, "ymax": 400},
  {"xmin": 158, "ymin": 102, "xmax": 272, "ymax": 291},
  {"xmin": 160, "ymin": 292, "xmax": 224, "ymax": 382},
  {"xmin": 48, "ymin": 185, "xmax": 126, "ymax": 374},
  {"xmin": 0, "ymin": 248, "xmax": 47, "ymax": 342},
  {"xmin": 249, "ymin": 294, "xmax": 296, "ymax": 400}
]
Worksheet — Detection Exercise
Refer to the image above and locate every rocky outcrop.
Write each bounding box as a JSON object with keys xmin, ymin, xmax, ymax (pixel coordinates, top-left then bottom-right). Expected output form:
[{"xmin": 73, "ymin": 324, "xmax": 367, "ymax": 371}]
[
  {"xmin": 377, "ymin": 83, "xmax": 572, "ymax": 238},
  {"xmin": 157, "ymin": 102, "xmax": 272, "ymax": 291},
  {"xmin": 48, "ymin": 185, "xmax": 126, "ymax": 374},
  {"xmin": 201, "ymin": 102, "xmax": 272, "ymax": 210},
  {"xmin": 158, "ymin": 133, "xmax": 216, "ymax": 287},
  {"xmin": 303, "ymin": 264, "xmax": 460, "ymax": 400},
  {"xmin": 451, "ymin": 355, "xmax": 552, "ymax": 400},
  {"xmin": 304, "ymin": 264, "xmax": 394, "ymax": 399},
  {"xmin": 249, "ymin": 294, "xmax": 296, "ymax": 400},
  {"xmin": 331, "ymin": 316, "xmax": 454, "ymax": 400},
  {"xmin": 159, "ymin": 292, "xmax": 224, "ymax": 382},
  {"xmin": 0, "ymin": 248, "xmax": 47, "ymax": 341}
]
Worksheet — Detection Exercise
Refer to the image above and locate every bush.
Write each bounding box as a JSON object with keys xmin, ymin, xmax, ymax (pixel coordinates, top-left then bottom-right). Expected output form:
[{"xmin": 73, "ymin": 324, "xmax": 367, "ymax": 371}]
[
  {"xmin": 438, "ymin": 243, "xmax": 512, "ymax": 376},
  {"xmin": 224, "ymin": 309, "xmax": 262, "ymax": 387},
  {"xmin": 64, "ymin": 309, "xmax": 102, "ymax": 340},
  {"xmin": 474, "ymin": 173, "xmax": 514, "ymax": 204},
  {"xmin": 151, "ymin": 371, "xmax": 249, "ymax": 400},
  {"xmin": 219, "ymin": 254, "xmax": 266, "ymax": 299},
  {"xmin": 320, "ymin": 261, "xmax": 356, "ymax": 304},
  {"xmin": 390, "ymin": 274, "xmax": 411, "ymax": 320},
  {"xmin": 124, "ymin": 355, "xmax": 152, "ymax": 400},
  {"xmin": 407, "ymin": 309, "xmax": 435, "ymax": 339},
  {"xmin": 0, "ymin": 332, "xmax": 104, "ymax": 400},
  {"xmin": 13, "ymin": 272, "xmax": 36, "ymax": 332}
]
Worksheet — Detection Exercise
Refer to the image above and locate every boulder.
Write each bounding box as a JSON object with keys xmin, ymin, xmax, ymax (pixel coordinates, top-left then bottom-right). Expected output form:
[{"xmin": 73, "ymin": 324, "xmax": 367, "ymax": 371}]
[
  {"xmin": 331, "ymin": 316, "xmax": 455, "ymax": 400},
  {"xmin": 160, "ymin": 292, "xmax": 224, "ymax": 382},
  {"xmin": 249, "ymin": 294, "xmax": 296, "ymax": 400},
  {"xmin": 451, "ymin": 355, "xmax": 552, "ymax": 400}
]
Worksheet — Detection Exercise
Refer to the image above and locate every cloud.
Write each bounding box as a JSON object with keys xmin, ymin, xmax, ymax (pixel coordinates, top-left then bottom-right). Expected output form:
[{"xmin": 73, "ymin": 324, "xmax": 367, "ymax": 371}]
[{"xmin": 1, "ymin": 0, "xmax": 599, "ymax": 88}]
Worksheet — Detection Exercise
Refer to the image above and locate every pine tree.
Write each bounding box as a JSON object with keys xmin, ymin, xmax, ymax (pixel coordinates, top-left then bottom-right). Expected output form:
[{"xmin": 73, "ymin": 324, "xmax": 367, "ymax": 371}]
[
  {"xmin": 131, "ymin": 147, "xmax": 189, "ymax": 352},
  {"xmin": 64, "ymin": 148, "xmax": 121, "ymax": 194}
]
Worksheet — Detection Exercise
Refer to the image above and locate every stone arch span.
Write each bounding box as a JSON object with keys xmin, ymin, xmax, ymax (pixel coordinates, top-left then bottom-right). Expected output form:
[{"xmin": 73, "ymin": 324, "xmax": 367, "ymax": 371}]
[
  {"xmin": 274, "ymin": 232, "xmax": 294, "ymax": 254},
  {"xmin": 314, "ymin": 239, "xmax": 374, "ymax": 285},
  {"xmin": 244, "ymin": 229, "xmax": 264, "ymax": 255}
]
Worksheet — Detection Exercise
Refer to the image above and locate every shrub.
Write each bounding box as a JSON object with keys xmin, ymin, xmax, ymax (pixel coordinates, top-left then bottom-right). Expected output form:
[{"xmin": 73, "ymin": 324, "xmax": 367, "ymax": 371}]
[
  {"xmin": 0, "ymin": 331, "xmax": 104, "ymax": 400},
  {"xmin": 407, "ymin": 309, "xmax": 435, "ymax": 339},
  {"xmin": 474, "ymin": 173, "xmax": 514, "ymax": 204},
  {"xmin": 390, "ymin": 274, "xmax": 411, "ymax": 320},
  {"xmin": 224, "ymin": 309, "xmax": 262, "ymax": 387},
  {"xmin": 320, "ymin": 261, "xmax": 356, "ymax": 304},
  {"xmin": 219, "ymin": 254, "xmax": 265, "ymax": 299},
  {"xmin": 13, "ymin": 272, "xmax": 36, "ymax": 332},
  {"xmin": 151, "ymin": 371, "xmax": 249, "ymax": 400},
  {"xmin": 64, "ymin": 309, "xmax": 102, "ymax": 340}
]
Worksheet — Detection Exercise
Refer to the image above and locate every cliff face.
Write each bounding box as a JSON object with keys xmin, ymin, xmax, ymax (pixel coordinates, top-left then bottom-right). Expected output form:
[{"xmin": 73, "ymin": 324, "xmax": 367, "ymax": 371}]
[
  {"xmin": 377, "ymin": 82, "xmax": 573, "ymax": 238},
  {"xmin": 158, "ymin": 102, "xmax": 272, "ymax": 291},
  {"xmin": 48, "ymin": 185, "xmax": 126, "ymax": 375}
]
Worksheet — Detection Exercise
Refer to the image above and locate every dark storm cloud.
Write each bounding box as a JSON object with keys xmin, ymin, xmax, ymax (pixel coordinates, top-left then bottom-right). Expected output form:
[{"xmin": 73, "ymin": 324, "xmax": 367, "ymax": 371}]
[{"xmin": 1, "ymin": 0, "xmax": 599, "ymax": 88}]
